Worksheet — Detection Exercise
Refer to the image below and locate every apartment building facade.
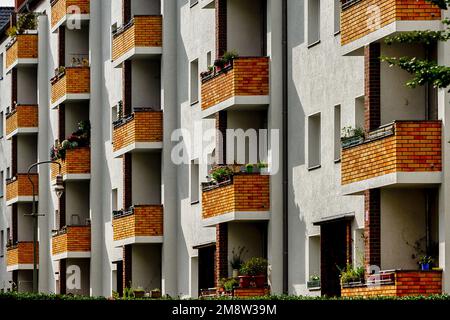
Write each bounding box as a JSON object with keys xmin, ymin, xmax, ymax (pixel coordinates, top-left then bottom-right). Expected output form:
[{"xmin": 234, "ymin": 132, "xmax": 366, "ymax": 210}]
[{"xmin": 0, "ymin": 0, "xmax": 449, "ymax": 298}]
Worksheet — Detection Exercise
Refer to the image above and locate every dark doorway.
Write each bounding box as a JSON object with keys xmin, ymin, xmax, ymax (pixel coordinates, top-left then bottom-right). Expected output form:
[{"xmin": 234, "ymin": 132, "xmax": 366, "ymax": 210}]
[
  {"xmin": 320, "ymin": 221, "xmax": 350, "ymax": 297},
  {"xmin": 198, "ymin": 245, "xmax": 216, "ymax": 295},
  {"xmin": 116, "ymin": 261, "xmax": 123, "ymax": 297}
]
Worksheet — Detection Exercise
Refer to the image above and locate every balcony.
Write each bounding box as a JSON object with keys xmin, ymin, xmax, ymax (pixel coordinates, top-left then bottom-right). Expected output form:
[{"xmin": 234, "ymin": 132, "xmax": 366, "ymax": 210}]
[
  {"xmin": 5, "ymin": 34, "xmax": 38, "ymax": 72},
  {"xmin": 200, "ymin": 57, "xmax": 270, "ymax": 118},
  {"xmin": 5, "ymin": 105, "xmax": 39, "ymax": 140},
  {"xmin": 6, "ymin": 242, "xmax": 38, "ymax": 272},
  {"xmin": 112, "ymin": 15, "xmax": 163, "ymax": 68},
  {"xmin": 112, "ymin": 205, "xmax": 163, "ymax": 247},
  {"xmin": 341, "ymin": 270, "xmax": 442, "ymax": 297},
  {"xmin": 202, "ymin": 172, "xmax": 270, "ymax": 227},
  {"xmin": 51, "ymin": 0, "xmax": 90, "ymax": 32},
  {"xmin": 51, "ymin": 147, "xmax": 91, "ymax": 181},
  {"xmin": 52, "ymin": 225, "xmax": 91, "ymax": 260},
  {"xmin": 51, "ymin": 67, "xmax": 90, "ymax": 109},
  {"xmin": 112, "ymin": 108, "xmax": 163, "ymax": 158},
  {"xmin": 6, "ymin": 174, "xmax": 38, "ymax": 206},
  {"xmin": 340, "ymin": 0, "xmax": 441, "ymax": 54},
  {"xmin": 341, "ymin": 121, "xmax": 442, "ymax": 195}
]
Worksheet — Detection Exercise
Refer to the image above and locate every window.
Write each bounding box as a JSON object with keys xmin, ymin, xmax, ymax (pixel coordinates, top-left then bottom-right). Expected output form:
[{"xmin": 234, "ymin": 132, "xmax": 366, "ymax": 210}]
[
  {"xmin": 0, "ymin": 230, "xmax": 4, "ymax": 257},
  {"xmin": 0, "ymin": 53, "xmax": 3, "ymax": 80},
  {"xmin": 112, "ymin": 189, "xmax": 118, "ymax": 212},
  {"xmin": 334, "ymin": 105, "xmax": 341, "ymax": 161},
  {"xmin": 355, "ymin": 96, "xmax": 365, "ymax": 130},
  {"xmin": 308, "ymin": 0, "xmax": 320, "ymax": 46},
  {"xmin": 190, "ymin": 59, "xmax": 199, "ymax": 104},
  {"xmin": 0, "ymin": 112, "xmax": 3, "ymax": 138},
  {"xmin": 111, "ymin": 104, "xmax": 119, "ymax": 141},
  {"xmin": 308, "ymin": 113, "xmax": 321, "ymax": 169},
  {"xmin": 206, "ymin": 51, "xmax": 212, "ymax": 68},
  {"xmin": 308, "ymin": 235, "xmax": 320, "ymax": 286},
  {"xmin": 334, "ymin": 0, "xmax": 341, "ymax": 34},
  {"xmin": 0, "ymin": 171, "xmax": 3, "ymax": 198},
  {"xmin": 190, "ymin": 160, "xmax": 199, "ymax": 204},
  {"xmin": 6, "ymin": 167, "xmax": 10, "ymax": 180}
]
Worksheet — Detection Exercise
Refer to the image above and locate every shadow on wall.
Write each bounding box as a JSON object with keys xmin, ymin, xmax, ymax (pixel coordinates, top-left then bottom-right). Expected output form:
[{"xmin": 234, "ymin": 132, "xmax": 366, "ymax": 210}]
[{"xmin": 287, "ymin": 0, "xmax": 307, "ymax": 293}]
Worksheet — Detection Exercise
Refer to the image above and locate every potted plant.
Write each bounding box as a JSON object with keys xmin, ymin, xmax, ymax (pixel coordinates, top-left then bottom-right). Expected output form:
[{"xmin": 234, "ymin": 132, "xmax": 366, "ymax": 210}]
[
  {"xmin": 238, "ymin": 257, "xmax": 268, "ymax": 288},
  {"xmin": 307, "ymin": 275, "xmax": 321, "ymax": 289},
  {"xmin": 230, "ymin": 246, "xmax": 247, "ymax": 278},
  {"xmin": 245, "ymin": 164, "xmax": 254, "ymax": 174},
  {"xmin": 341, "ymin": 126, "xmax": 365, "ymax": 148},
  {"xmin": 418, "ymin": 256, "xmax": 434, "ymax": 271},
  {"xmin": 133, "ymin": 286, "xmax": 145, "ymax": 298},
  {"xmin": 258, "ymin": 162, "xmax": 269, "ymax": 174},
  {"xmin": 339, "ymin": 263, "xmax": 365, "ymax": 287},
  {"xmin": 209, "ymin": 165, "xmax": 234, "ymax": 184},
  {"xmin": 151, "ymin": 288, "xmax": 161, "ymax": 298}
]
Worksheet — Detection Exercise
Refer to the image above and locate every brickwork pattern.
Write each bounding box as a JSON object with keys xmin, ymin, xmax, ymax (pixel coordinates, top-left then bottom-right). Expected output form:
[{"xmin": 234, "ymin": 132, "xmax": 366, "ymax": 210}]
[
  {"xmin": 52, "ymin": 226, "xmax": 91, "ymax": 256},
  {"xmin": 364, "ymin": 189, "xmax": 381, "ymax": 270},
  {"xmin": 6, "ymin": 34, "xmax": 38, "ymax": 69},
  {"xmin": 6, "ymin": 105, "xmax": 39, "ymax": 137},
  {"xmin": 233, "ymin": 288, "xmax": 270, "ymax": 297},
  {"xmin": 7, "ymin": 242, "xmax": 38, "ymax": 266},
  {"xmin": 201, "ymin": 57, "xmax": 270, "ymax": 110},
  {"xmin": 215, "ymin": 223, "xmax": 228, "ymax": 287},
  {"xmin": 6, "ymin": 174, "xmax": 39, "ymax": 201},
  {"xmin": 341, "ymin": 121, "xmax": 442, "ymax": 185},
  {"xmin": 113, "ymin": 205, "xmax": 164, "ymax": 241},
  {"xmin": 365, "ymin": 43, "xmax": 381, "ymax": 132},
  {"xmin": 51, "ymin": 0, "xmax": 90, "ymax": 28},
  {"xmin": 112, "ymin": 15, "xmax": 163, "ymax": 62},
  {"xmin": 341, "ymin": 0, "xmax": 441, "ymax": 45},
  {"xmin": 113, "ymin": 110, "xmax": 163, "ymax": 152},
  {"xmin": 342, "ymin": 271, "xmax": 442, "ymax": 297},
  {"xmin": 202, "ymin": 174, "xmax": 270, "ymax": 220},
  {"xmin": 51, "ymin": 67, "xmax": 90, "ymax": 103},
  {"xmin": 51, "ymin": 147, "xmax": 91, "ymax": 180}
]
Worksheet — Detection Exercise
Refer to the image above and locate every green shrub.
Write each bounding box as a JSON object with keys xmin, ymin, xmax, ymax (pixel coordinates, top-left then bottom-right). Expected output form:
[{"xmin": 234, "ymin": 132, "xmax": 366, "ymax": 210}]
[{"xmin": 240, "ymin": 257, "xmax": 268, "ymax": 276}]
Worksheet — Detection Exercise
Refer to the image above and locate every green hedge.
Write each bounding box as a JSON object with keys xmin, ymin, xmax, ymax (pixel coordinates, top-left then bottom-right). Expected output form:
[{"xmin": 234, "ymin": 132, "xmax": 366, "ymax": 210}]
[{"xmin": 1, "ymin": 292, "xmax": 450, "ymax": 301}]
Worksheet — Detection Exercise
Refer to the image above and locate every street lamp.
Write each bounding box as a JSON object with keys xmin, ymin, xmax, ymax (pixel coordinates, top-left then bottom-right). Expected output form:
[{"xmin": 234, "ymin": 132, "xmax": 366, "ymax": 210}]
[{"xmin": 27, "ymin": 161, "xmax": 65, "ymax": 293}]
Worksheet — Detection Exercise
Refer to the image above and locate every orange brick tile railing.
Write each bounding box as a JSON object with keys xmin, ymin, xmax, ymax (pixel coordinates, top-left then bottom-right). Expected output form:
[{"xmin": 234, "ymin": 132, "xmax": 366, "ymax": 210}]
[
  {"xmin": 341, "ymin": 270, "xmax": 442, "ymax": 297},
  {"xmin": 341, "ymin": 0, "xmax": 441, "ymax": 45},
  {"xmin": 113, "ymin": 108, "xmax": 163, "ymax": 153},
  {"xmin": 341, "ymin": 121, "xmax": 442, "ymax": 185},
  {"xmin": 5, "ymin": 34, "xmax": 38, "ymax": 70},
  {"xmin": 51, "ymin": 0, "xmax": 90, "ymax": 28},
  {"xmin": 51, "ymin": 67, "xmax": 90, "ymax": 104},
  {"xmin": 202, "ymin": 174, "xmax": 270, "ymax": 220},
  {"xmin": 6, "ymin": 242, "xmax": 38, "ymax": 267},
  {"xmin": 112, "ymin": 15, "xmax": 163, "ymax": 62},
  {"xmin": 6, "ymin": 174, "xmax": 39, "ymax": 202},
  {"xmin": 113, "ymin": 205, "xmax": 164, "ymax": 241},
  {"xmin": 52, "ymin": 225, "xmax": 91, "ymax": 256},
  {"xmin": 51, "ymin": 147, "xmax": 91, "ymax": 180},
  {"xmin": 201, "ymin": 57, "xmax": 270, "ymax": 111},
  {"xmin": 5, "ymin": 105, "xmax": 39, "ymax": 137},
  {"xmin": 233, "ymin": 288, "xmax": 270, "ymax": 297}
]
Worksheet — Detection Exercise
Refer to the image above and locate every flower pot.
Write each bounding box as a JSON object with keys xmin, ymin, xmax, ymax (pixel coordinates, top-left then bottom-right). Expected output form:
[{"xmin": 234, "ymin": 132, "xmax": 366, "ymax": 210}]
[
  {"xmin": 253, "ymin": 275, "xmax": 266, "ymax": 288},
  {"xmin": 133, "ymin": 290, "xmax": 145, "ymax": 298},
  {"xmin": 232, "ymin": 269, "xmax": 239, "ymax": 278},
  {"xmin": 238, "ymin": 276, "xmax": 251, "ymax": 288},
  {"xmin": 421, "ymin": 263, "xmax": 430, "ymax": 271},
  {"xmin": 151, "ymin": 290, "xmax": 161, "ymax": 299}
]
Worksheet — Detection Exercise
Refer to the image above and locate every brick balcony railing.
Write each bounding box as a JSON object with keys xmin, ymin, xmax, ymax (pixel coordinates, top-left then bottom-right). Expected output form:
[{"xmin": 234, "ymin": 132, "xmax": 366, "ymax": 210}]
[
  {"xmin": 5, "ymin": 34, "xmax": 38, "ymax": 70},
  {"xmin": 201, "ymin": 57, "xmax": 270, "ymax": 111},
  {"xmin": 5, "ymin": 105, "xmax": 39, "ymax": 139},
  {"xmin": 51, "ymin": 147, "xmax": 91, "ymax": 181},
  {"xmin": 6, "ymin": 174, "xmax": 39, "ymax": 203},
  {"xmin": 6, "ymin": 242, "xmax": 38, "ymax": 268},
  {"xmin": 341, "ymin": 0, "xmax": 441, "ymax": 45},
  {"xmin": 202, "ymin": 173, "xmax": 270, "ymax": 221},
  {"xmin": 113, "ymin": 108, "xmax": 163, "ymax": 154},
  {"xmin": 341, "ymin": 270, "xmax": 442, "ymax": 297},
  {"xmin": 112, "ymin": 15, "xmax": 163, "ymax": 64},
  {"xmin": 52, "ymin": 225, "xmax": 91, "ymax": 257},
  {"xmin": 113, "ymin": 205, "xmax": 164, "ymax": 243},
  {"xmin": 51, "ymin": 67, "xmax": 90, "ymax": 105},
  {"xmin": 341, "ymin": 121, "xmax": 442, "ymax": 186},
  {"xmin": 51, "ymin": 0, "xmax": 90, "ymax": 29}
]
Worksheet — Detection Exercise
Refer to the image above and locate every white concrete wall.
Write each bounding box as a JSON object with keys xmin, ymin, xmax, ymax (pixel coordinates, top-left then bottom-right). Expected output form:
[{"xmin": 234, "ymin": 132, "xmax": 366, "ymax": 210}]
[
  {"xmin": 227, "ymin": 0, "xmax": 264, "ymax": 56},
  {"xmin": 65, "ymin": 181, "xmax": 90, "ymax": 225},
  {"xmin": 131, "ymin": 244, "xmax": 161, "ymax": 291},
  {"xmin": 17, "ymin": 203, "xmax": 33, "ymax": 242},
  {"xmin": 17, "ymin": 135, "xmax": 38, "ymax": 173},
  {"xmin": 132, "ymin": 59, "xmax": 161, "ymax": 109},
  {"xmin": 131, "ymin": 152, "xmax": 161, "ymax": 205},
  {"xmin": 17, "ymin": 67, "xmax": 37, "ymax": 105},
  {"xmin": 65, "ymin": 27, "xmax": 89, "ymax": 65}
]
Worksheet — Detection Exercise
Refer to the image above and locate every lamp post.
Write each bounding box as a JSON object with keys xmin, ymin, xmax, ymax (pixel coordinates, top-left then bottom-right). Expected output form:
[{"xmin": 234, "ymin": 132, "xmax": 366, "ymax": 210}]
[{"xmin": 27, "ymin": 161, "xmax": 65, "ymax": 293}]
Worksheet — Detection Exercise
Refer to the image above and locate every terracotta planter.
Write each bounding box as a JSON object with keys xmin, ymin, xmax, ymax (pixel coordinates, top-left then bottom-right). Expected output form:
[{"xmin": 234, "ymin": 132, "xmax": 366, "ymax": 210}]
[
  {"xmin": 239, "ymin": 275, "xmax": 266, "ymax": 288},
  {"xmin": 151, "ymin": 290, "xmax": 161, "ymax": 298},
  {"xmin": 133, "ymin": 290, "xmax": 145, "ymax": 298}
]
